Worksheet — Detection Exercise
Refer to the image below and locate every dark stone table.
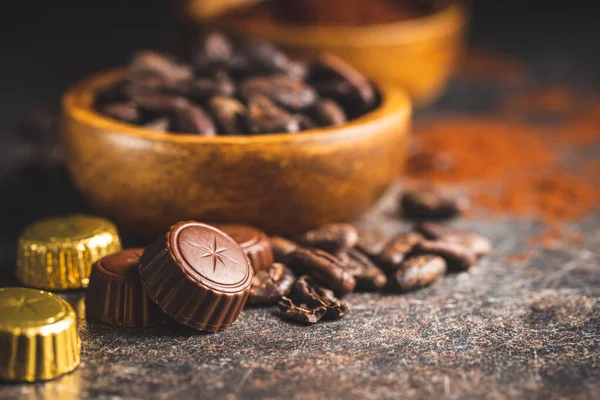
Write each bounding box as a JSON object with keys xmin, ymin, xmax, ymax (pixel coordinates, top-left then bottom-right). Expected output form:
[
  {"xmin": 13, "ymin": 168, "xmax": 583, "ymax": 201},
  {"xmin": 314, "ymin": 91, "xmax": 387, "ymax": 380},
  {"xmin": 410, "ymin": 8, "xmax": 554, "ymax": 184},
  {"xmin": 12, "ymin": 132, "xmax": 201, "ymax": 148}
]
[{"xmin": 1, "ymin": 1, "xmax": 599, "ymax": 399}]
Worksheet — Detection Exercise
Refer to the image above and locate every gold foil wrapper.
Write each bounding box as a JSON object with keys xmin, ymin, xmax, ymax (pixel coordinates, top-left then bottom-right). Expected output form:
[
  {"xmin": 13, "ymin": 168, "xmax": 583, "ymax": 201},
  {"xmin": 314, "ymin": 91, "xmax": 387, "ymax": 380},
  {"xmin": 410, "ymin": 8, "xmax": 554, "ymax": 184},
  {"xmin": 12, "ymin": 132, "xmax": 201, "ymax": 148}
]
[
  {"xmin": 0, "ymin": 288, "xmax": 80, "ymax": 382},
  {"xmin": 16, "ymin": 215, "xmax": 122, "ymax": 290}
]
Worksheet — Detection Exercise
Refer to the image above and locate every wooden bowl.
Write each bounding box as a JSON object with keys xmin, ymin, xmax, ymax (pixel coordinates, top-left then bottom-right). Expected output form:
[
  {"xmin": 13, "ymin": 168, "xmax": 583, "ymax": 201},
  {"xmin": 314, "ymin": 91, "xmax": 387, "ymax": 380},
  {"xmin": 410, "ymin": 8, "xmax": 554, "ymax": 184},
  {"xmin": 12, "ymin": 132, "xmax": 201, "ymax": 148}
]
[
  {"xmin": 186, "ymin": 1, "xmax": 468, "ymax": 105},
  {"xmin": 61, "ymin": 69, "xmax": 411, "ymax": 237}
]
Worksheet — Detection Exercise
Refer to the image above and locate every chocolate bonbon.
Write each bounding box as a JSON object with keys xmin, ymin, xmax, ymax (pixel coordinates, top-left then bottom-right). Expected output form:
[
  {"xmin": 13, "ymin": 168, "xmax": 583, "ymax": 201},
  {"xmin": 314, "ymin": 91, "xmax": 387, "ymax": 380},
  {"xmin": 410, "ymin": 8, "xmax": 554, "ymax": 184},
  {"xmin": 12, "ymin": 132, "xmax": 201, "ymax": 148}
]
[
  {"xmin": 16, "ymin": 215, "xmax": 122, "ymax": 290},
  {"xmin": 215, "ymin": 224, "xmax": 274, "ymax": 271},
  {"xmin": 0, "ymin": 288, "xmax": 80, "ymax": 381},
  {"xmin": 86, "ymin": 249, "xmax": 168, "ymax": 327},
  {"xmin": 139, "ymin": 222, "xmax": 253, "ymax": 332}
]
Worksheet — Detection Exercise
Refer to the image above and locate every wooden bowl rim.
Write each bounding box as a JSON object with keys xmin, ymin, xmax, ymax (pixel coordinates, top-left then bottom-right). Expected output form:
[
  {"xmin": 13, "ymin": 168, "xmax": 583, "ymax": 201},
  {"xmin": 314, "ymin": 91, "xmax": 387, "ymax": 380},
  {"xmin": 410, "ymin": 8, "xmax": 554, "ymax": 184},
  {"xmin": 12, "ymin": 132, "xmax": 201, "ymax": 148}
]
[
  {"xmin": 192, "ymin": 2, "xmax": 469, "ymax": 46},
  {"xmin": 62, "ymin": 68, "xmax": 411, "ymax": 145}
]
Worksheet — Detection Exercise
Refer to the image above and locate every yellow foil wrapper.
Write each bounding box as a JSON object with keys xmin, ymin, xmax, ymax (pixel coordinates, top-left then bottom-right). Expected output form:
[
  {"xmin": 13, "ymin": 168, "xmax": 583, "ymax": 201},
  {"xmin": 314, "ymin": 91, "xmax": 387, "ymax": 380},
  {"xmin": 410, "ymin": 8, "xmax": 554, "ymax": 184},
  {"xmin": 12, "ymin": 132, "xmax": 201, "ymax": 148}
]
[
  {"xmin": 16, "ymin": 215, "xmax": 122, "ymax": 290},
  {"xmin": 0, "ymin": 287, "xmax": 80, "ymax": 381}
]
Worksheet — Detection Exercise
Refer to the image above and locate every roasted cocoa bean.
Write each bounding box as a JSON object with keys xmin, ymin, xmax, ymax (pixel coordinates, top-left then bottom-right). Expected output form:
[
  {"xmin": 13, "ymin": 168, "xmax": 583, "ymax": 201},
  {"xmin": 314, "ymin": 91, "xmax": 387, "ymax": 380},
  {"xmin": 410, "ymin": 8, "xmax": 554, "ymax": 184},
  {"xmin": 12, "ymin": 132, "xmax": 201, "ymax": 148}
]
[
  {"xmin": 271, "ymin": 236, "xmax": 299, "ymax": 262},
  {"xmin": 392, "ymin": 255, "xmax": 447, "ymax": 292},
  {"xmin": 293, "ymin": 223, "xmax": 359, "ymax": 253},
  {"xmin": 310, "ymin": 53, "xmax": 376, "ymax": 113},
  {"xmin": 416, "ymin": 222, "xmax": 492, "ymax": 257},
  {"xmin": 442, "ymin": 231, "xmax": 492, "ymax": 258},
  {"xmin": 175, "ymin": 75, "xmax": 235, "ymax": 100},
  {"xmin": 129, "ymin": 92, "xmax": 189, "ymax": 114},
  {"xmin": 248, "ymin": 263, "xmax": 295, "ymax": 305},
  {"xmin": 278, "ymin": 296, "xmax": 327, "ymax": 324},
  {"xmin": 246, "ymin": 95, "xmax": 301, "ymax": 134},
  {"xmin": 415, "ymin": 221, "xmax": 448, "ymax": 239},
  {"xmin": 377, "ymin": 232, "xmax": 424, "ymax": 272},
  {"xmin": 270, "ymin": 236, "xmax": 356, "ymax": 297},
  {"xmin": 208, "ymin": 95, "xmax": 248, "ymax": 134},
  {"xmin": 130, "ymin": 50, "xmax": 193, "ymax": 83},
  {"xmin": 172, "ymin": 104, "xmax": 217, "ymax": 135},
  {"xmin": 290, "ymin": 275, "xmax": 350, "ymax": 319},
  {"xmin": 99, "ymin": 102, "xmax": 140, "ymax": 124},
  {"xmin": 354, "ymin": 224, "xmax": 389, "ymax": 258},
  {"xmin": 412, "ymin": 240, "xmax": 477, "ymax": 271},
  {"xmin": 308, "ymin": 98, "xmax": 347, "ymax": 126},
  {"xmin": 240, "ymin": 75, "xmax": 318, "ymax": 111},
  {"xmin": 296, "ymin": 114, "xmax": 318, "ymax": 130},
  {"xmin": 240, "ymin": 38, "xmax": 292, "ymax": 73},
  {"xmin": 336, "ymin": 248, "xmax": 387, "ymax": 291},
  {"xmin": 142, "ymin": 117, "xmax": 170, "ymax": 132},
  {"xmin": 192, "ymin": 31, "xmax": 234, "ymax": 70},
  {"xmin": 401, "ymin": 185, "xmax": 470, "ymax": 220}
]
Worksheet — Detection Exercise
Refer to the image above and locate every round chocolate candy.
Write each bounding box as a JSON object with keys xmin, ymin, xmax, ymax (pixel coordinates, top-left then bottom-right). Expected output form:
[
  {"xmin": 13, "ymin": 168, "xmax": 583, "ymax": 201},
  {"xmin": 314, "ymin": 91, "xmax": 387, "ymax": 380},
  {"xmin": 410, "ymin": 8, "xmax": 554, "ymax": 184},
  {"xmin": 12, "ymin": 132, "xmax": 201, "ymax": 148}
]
[
  {"xmin": 86, "ymin": 248, "xmax": 168, "ymax": 327},
  {"xmin": 16, "ymin": 215, "xmax": 122, "ymax": 290},
  {"xmin": 214, "ymin": 224, "xmax": 274, "ymax": 271},
  {"xmin": 0, "ymin": 288, "xmax": 80, "ymax": 382},
  {"xmin": 139, "ymin": 221, "xmax": 253, "ymax": 332}
]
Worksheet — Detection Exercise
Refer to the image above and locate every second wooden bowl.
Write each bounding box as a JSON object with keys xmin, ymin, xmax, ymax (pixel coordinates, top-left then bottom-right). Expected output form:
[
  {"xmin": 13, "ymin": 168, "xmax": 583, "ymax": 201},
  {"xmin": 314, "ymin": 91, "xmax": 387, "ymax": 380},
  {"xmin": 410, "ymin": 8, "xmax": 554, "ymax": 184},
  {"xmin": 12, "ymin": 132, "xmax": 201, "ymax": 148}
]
[
  {"xmin": 186, "ymin": 1, "xmax": 468, "ymax": 105},
  {"xmin": 61, "ymin": 69, "xmax": 411, "ymax": 237}
]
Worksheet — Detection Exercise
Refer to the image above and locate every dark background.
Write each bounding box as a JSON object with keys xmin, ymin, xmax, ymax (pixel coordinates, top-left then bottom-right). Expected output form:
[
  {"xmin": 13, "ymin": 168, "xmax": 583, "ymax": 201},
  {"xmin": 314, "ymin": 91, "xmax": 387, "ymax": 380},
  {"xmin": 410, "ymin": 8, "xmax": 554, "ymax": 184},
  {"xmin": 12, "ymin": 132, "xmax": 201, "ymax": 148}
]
[{"xmin": 0, "ymin": 0, "xmax": 599, "ymax": 135}]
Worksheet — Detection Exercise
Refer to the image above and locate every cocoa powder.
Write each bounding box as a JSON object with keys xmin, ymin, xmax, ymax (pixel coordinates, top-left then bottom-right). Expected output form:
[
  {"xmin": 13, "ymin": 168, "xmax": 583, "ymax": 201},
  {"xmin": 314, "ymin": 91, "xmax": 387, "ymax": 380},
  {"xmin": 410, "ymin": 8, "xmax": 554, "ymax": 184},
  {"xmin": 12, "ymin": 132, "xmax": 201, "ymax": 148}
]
[{"xmin": 406, "ymin": 83, "xmax": 600, "ymax": 247}]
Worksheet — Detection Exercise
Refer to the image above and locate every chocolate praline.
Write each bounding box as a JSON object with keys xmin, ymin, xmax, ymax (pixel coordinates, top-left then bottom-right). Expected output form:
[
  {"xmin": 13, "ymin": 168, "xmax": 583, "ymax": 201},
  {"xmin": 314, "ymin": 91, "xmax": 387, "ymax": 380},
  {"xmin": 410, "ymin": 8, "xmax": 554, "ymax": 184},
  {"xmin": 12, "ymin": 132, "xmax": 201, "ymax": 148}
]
[
  {"xmin": 86, "ymin": 248, "xmax": 168, "ymax": 327},
  {"xmin": 139, "ymin": 221, "xmax": 253, "ymax": 332}
]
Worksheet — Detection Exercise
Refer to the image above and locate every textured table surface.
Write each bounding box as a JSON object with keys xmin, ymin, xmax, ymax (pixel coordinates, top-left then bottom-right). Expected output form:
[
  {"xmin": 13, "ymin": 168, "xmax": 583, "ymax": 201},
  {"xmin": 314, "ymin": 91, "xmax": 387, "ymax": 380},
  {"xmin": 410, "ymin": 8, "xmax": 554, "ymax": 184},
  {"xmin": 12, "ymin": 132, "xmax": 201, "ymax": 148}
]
[{"xmin": 1, "ymin": 1, "xmax": 599, "ymax": 399}]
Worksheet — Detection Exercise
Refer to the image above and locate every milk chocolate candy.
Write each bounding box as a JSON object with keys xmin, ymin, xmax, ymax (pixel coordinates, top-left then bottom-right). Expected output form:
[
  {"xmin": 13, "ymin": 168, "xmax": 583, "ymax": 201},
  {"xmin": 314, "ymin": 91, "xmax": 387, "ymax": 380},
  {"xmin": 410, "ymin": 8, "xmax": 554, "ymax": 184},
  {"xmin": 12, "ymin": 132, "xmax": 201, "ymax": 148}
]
[
  {"xmin": 214, "ymin": 224, "xmax": 274, "ymax": 271},
  {"xmin": 86, "ymin": 249, "xmax": 168, "ymax": 327},
  {"xmin": 139, "ymin": 222, "xmax": 253, "ymax": 332}
]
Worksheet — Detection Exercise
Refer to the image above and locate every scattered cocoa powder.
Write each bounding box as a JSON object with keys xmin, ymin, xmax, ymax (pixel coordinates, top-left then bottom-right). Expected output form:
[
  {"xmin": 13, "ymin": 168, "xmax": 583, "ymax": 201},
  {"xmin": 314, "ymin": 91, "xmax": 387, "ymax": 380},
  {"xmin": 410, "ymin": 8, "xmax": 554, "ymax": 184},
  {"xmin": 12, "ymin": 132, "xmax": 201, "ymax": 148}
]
[
  {"xmin": 585, "ymin": 159, "xmax": 600, "ymax": 178},
  {"xmin": 505, "ymin": 87, "xmax": 576, "ymax": 115},
  {"xmin": 460, "ymin": 50, "xmax": 527, "ymax": 85},
  {"xmin": 406, "ymin": 111, "xmax": 599, "ymax": 249},
  {"xmin": 566, "ymin": 233, "xmax": 584, "ymax": 245},
  {"xmin": 474, "ymin": 173, "xmax": 599, "ymax": 226},
  {"xmin": 506, "ymin": 253, "xmax": 529, "ymax": 264},
  {"xmin": 556, "ymin": 99, "xmax": 600, "ymax": 147},
  {"xmin": 406, "ymin": 118, "xmax": 556, "ymax": 183},
  {"xmin": 406, "ymin": 47, "xmax": 600, "ymax": 251}
]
